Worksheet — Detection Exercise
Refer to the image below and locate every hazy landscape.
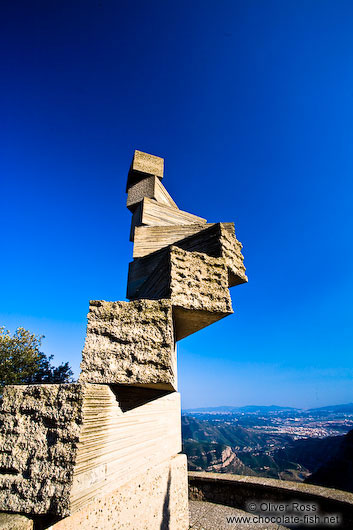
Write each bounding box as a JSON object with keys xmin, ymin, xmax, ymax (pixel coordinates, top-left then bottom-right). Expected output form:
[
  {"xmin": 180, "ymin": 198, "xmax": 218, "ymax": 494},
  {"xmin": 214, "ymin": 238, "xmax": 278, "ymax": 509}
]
[{"xmin": 182, "ymin": 404, "xmax": 353, "ymax": 484}]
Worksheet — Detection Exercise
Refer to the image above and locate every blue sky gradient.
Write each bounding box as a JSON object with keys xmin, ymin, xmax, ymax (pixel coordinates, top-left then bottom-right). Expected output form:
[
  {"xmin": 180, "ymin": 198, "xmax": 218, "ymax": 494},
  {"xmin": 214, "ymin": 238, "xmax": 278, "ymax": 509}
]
[{"xmin": 1, "ymin": 1, "xmax": 352, "ymax": 408}]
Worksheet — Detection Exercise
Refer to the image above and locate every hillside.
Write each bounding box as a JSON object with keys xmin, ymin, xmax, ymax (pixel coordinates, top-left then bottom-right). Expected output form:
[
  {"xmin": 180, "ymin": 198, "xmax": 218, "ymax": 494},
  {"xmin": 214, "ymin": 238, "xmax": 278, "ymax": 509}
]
[
  {"xmin": 184, "ymin": 441, "xmax": 256, "ymax": 475},
  {"xmin": 305, "ymin": 429, "xmax": 353, "ymax": 492},
  {"xmin": 182, "ymin": 415, "xmax": 274, "ymax": 448}
]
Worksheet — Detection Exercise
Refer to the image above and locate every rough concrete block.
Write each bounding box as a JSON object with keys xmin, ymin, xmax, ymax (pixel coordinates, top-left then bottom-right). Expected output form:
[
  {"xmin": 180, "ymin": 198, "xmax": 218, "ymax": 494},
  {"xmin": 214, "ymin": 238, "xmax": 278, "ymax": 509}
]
[
  {"xmin": 0, "ymin": 384, "xmax": 181, "ymax": 517},
  {"xmin": 79, "ymin": 299, "xmax": 176, "ymax": 389},
  {"xmin": 132, "ymin": 223, "xmax": 247, "ymax": 286},
  {"xmin": 126, "ymin": 176, "xmax": 178, "ymax": 211},
  {"xmin": 129, "ymin": 246, "xmax": 233, "ymax": 340},
  {"xmin": 49, "ymin": 455, "xmax": 188, "ymax": 530},
  {"xmin": 0, "ymin": 384, "xmax": 84, "ymax": 517},
  {"xmin": 218, "ymin": 223, "xmax": 248, "ymax": 286},
  {"xmin": 126, "ymin": 150, "xmax": 164, "ymax": 192}
]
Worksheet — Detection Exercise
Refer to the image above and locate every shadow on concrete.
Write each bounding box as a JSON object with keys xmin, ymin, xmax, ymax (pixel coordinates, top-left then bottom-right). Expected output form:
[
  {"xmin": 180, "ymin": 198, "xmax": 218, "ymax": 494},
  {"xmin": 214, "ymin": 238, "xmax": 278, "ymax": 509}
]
[
  {"xmin": 110, "ymin": 384, "xmax": 171, "ymax": 412},
  {"xmin": 160, "ymin": 467, "xmax": 172, "ymax": 530}
]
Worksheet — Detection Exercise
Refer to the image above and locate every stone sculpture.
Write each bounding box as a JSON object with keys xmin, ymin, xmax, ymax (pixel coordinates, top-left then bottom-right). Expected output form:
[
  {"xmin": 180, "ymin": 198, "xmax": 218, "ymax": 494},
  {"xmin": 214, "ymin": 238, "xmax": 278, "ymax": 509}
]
[{"xmin": 0, "ymin": 150, "xmax": 246, "ymax": 529}]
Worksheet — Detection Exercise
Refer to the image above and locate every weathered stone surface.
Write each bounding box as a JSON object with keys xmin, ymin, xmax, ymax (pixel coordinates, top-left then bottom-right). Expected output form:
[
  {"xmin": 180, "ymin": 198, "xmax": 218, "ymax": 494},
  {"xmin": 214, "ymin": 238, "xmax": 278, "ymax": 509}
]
[
  {"xmin": 130, "ymin": 246, "xmax": 232, "ymax": 309},
  {"xmin": 0, "ymin": 384, "xmax": 84, "ymax": 517},
  {"xmin": 0, "ymin": 513, "xmax": 33, "ymax": 529},
  {"xmin": 127, "ymin": 247, "xmax": 167, "ymax": 299},
  {"xmin": 218, "ymin": 224, "xmax": 248, "ymax": 287},
  {"xmin": 132, "ymin": 223, "xmax": 247, "ymax": 286},
  {"xmin": 132, "ymin": 223, "xmax": 214, "ymax": 258},
  {"xmin": 129, "ymin": 247, "xmax": 233, "ymax": 340},
  {"xmin": 50, "ymin": 455, "xmax": 188, "ymax": 530},
  {"xmin": 0, "ymin": 384, "xmax": 181, "ymax": 517},
  {"xmin": 129, "ymin": 197, "xmax": 207, "ymax": 241},
  {"xmin": 79, "ymin": 299, "xmax": 176, "ymax": 388},
  {"xmin": 126, "ymin": 150, "xmax": 164, "ymax": 192},
  {"xmin": 168, "ymin": 247, "xmax": 232, "ymax": 314},
  {"xmin": 70, "ymin": 387, "xmax": 181, "ymax": 514},
  {"xmin": 126, "ymin": 176, "xmax": 178, "ymax": 212}
]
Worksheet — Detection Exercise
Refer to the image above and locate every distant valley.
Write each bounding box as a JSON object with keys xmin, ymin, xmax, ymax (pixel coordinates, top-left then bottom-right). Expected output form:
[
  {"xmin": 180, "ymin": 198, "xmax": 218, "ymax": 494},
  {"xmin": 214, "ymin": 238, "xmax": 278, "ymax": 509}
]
[{"xmin": 182, "ymin": 404, "xmax": 353, "ymax": 484}]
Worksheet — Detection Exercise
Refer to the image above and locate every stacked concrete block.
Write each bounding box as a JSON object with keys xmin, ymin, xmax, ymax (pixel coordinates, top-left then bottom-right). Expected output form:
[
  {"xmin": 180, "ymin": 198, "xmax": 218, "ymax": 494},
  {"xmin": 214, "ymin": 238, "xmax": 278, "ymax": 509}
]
[
  {"xmin": 79, "ymin": 299, "xmax": 177, "ymax": 389},
  {"xmin": 128, "ymin": 246, "xmax": 233, "ymax": 340},
  {"xmin": 0, "ymin": 150, "xmax": 247, "ymax": 529},
  {"xmin": 126, "ymin": 149, "xmax": 164, "ymax": 191},
  {"xmin": 127, "ymin": 175, "xmax": 178, "ymax": 211},
  {"xmin": 130, "ymin": 197, "xmax": 207, "ymax": 241},
  {"xmin": 127, "ymin": 152, "xmax": 247, "ymax": 340}
]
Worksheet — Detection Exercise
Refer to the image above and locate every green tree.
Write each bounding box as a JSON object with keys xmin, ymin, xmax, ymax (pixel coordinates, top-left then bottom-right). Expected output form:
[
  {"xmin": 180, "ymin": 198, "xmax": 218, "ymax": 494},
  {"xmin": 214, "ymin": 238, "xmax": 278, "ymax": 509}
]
[{"xmin": 0, "ymin": 327, "xmax": 74, "ymax": 391}]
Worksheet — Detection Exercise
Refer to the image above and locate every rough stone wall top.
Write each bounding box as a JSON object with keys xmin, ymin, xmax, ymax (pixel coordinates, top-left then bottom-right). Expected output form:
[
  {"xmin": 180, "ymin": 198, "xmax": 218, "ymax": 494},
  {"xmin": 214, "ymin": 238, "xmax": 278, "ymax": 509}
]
[
  {"xmin": 0, "ymin": 384, "xmax": 85, "ymax": 517},
  {"xmin": 79, "ymin": 299, "xmax": 176, "ymax": 388}
]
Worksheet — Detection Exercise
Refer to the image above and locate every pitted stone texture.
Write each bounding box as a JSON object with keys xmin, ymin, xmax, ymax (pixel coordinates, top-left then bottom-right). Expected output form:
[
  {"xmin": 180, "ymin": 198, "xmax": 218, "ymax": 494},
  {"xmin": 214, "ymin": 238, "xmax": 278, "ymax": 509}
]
[
  {"xmin": 0, "ymin": 513, "xmax": 33, "ymax": 529},
  {"xmin": 79, "ymin": 299, "xmax": 176, "ymax": 388},
  {"xmin": 50, "ymin": 455, "xmax": 188, "ymax": 530},
  {"xmin": 130, "ymin": 150, "xmax": 164, "ymax": 178},
  {"xmin": 126, "ymin": 176, "xmax": 177, "ymax": 212},
  {"xmin": 169, "ymin": 247, "xmax": 233, "ymax": 314},
  {"xmin": 133, "ymin": 247, "xmax": 232, "ymax": 312},
  {"xmin": 126, "ymin": 150, "xmax": 164, "ymax": 192},
  {"xmin": 0, "ymin": 384, "xmax": 84, "ymax": 517},
  {"xmin": 218, "ymin": 224, "xmax": 247, "ymax": 286},
  {"xmin": 132, "ymin": 247, "xmax": 233, "ymax": 341}
]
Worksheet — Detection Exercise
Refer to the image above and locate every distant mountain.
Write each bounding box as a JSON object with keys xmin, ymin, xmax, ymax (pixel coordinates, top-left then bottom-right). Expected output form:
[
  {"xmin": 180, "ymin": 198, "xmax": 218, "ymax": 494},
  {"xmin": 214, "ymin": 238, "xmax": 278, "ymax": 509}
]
[
  {"xmin": 305, "ymin": 429, "xmax": 353, "ymax": 493},
  {"xmin": 182, "ymin": 415, "xmax": 271, "ymax": 447},
  {"xmin": 308, "ymin": 403, "xmax": 353, "ymax": 414},
  {"xmin": 183, "ymin": 403, "xmax": 353, "ymax": 414},
  {"xmin": 183, "ymin": 405, "xmax": 299, "ymax": 414}
]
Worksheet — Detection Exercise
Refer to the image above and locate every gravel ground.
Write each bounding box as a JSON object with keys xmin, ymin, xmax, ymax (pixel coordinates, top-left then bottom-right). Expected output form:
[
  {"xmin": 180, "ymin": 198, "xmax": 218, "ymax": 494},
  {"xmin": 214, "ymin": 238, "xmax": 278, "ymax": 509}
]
[{"xmin": 189, "ymin": 500, "xmax": 290, "ymax": 530}]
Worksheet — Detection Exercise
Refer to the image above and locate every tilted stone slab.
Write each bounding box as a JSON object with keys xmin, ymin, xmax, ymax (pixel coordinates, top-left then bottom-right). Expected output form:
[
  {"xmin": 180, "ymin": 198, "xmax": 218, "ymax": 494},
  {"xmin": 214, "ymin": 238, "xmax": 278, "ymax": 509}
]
[
  {"xmin": 0, "ymin": 384, "xmax": 181, "ymax": 517},
  {"xmin": 126, "ymin": 176, "xmax": 178, "ymax": 212},
  {"xmin": 132, "ymin": 222, "xmax": 248, "ymax": 286},
  {"xmin": 126, "ymin": 150, "xmax": 164, "ymax": 192},
  {"xmin": 132, "ymin": 223, "xmax": 221, "ymax": 258},
  {"xmin": 130, "ymin": 197, "xmax": 206, "ymax": 241},
  {"xmin": 129, "ymin": 246, "xmax": 233, "ymax": 340},
  {"xmin": 79, "ymin": 299, "xmax": 176, "ymax": 389}
]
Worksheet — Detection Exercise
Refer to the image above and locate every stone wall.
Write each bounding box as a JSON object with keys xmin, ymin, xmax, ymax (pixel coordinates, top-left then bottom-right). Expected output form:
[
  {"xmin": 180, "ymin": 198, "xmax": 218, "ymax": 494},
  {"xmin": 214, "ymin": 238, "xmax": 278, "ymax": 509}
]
[{"xmin": 189, "ymin": 471, "xmax": 353, "ymax": 529}]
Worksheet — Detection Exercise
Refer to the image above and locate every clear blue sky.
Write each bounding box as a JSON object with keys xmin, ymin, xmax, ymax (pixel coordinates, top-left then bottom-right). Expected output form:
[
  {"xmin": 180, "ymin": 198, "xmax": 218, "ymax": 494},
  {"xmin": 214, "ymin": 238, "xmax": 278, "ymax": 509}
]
[{"xmin": 1, "ymin": 1, "xmax": 352, "ymax": 409}]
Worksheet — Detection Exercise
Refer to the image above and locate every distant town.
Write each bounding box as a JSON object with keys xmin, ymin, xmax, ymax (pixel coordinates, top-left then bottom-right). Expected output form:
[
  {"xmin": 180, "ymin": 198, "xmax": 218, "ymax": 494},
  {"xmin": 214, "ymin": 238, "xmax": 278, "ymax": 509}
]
[{"xmin": 182, "ymin": 404, "xmax": 353, "ymax": 482}]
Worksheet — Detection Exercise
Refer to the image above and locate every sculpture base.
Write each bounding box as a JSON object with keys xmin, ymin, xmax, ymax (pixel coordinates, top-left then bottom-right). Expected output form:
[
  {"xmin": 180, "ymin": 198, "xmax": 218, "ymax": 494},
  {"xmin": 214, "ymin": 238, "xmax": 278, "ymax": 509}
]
[{"xmin": 51, "ymin": 454, "xmax": 188, "ymax": 530}]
